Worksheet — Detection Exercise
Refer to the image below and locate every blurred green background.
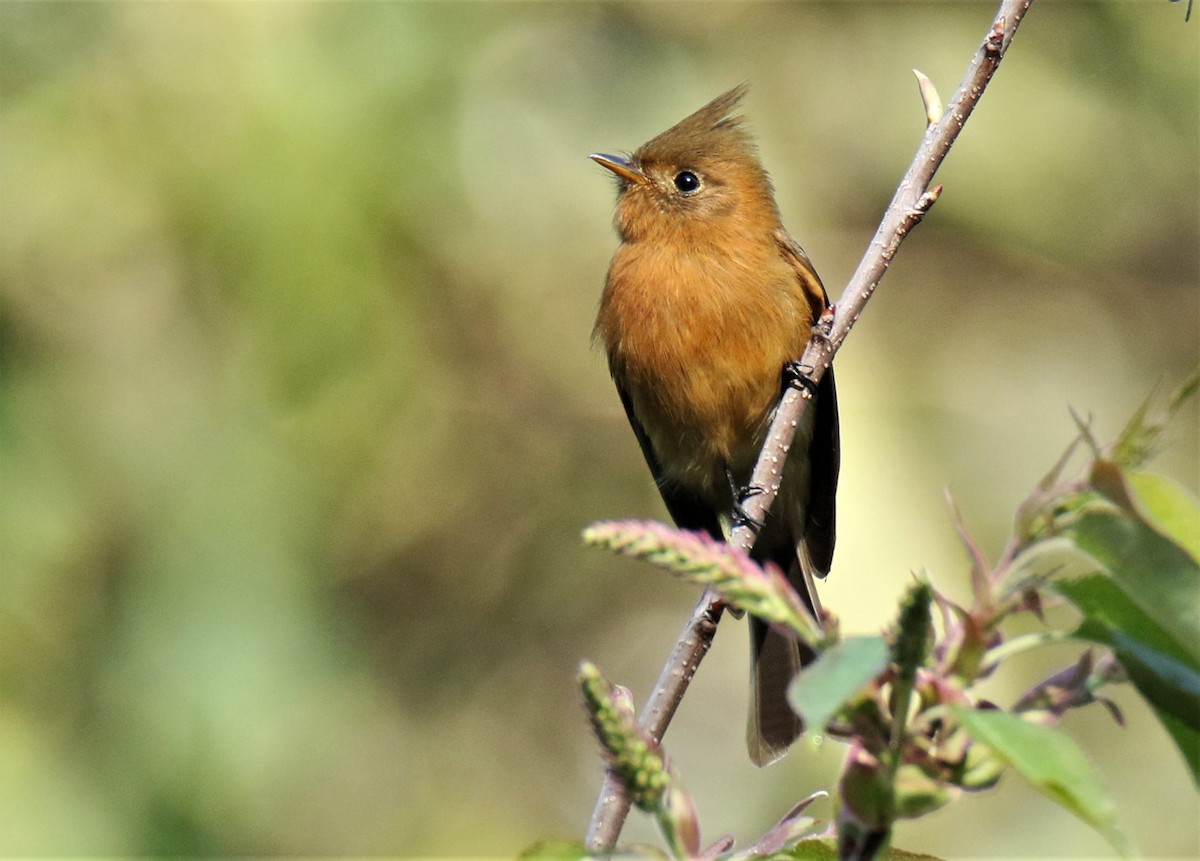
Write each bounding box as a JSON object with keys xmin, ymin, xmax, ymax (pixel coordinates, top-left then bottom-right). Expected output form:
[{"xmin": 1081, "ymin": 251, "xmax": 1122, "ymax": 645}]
[{"xmin": 1, "ymin": 1, "xmax": 1196, "ymax": 856}]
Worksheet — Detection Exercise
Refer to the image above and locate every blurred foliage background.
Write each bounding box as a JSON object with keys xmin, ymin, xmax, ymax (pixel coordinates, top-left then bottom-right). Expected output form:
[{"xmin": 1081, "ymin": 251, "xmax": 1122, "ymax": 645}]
[{"xmin": 1, "ymin": 1, "xmax": 1196, "ymax": 856}]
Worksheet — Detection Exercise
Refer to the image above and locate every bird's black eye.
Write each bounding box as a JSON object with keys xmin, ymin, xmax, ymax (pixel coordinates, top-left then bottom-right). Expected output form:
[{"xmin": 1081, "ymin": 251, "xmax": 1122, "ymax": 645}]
[{"xmin": 673, "ymin": 171, "xmax": 701, "ymax": 194}]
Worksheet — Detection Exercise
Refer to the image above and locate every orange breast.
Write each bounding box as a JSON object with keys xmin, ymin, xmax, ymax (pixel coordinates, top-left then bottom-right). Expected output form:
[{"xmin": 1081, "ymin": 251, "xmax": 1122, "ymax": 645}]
[{"xmin": 597, "ymin": 237, "xmax": 814, "ymax": 502}]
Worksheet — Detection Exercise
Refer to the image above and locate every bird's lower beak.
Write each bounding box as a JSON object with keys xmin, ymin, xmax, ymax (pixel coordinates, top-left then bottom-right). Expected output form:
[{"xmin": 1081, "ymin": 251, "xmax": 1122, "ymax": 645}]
[{"xmin": 590, "ymin": 153, "xmax": 649, "ymax": 186}]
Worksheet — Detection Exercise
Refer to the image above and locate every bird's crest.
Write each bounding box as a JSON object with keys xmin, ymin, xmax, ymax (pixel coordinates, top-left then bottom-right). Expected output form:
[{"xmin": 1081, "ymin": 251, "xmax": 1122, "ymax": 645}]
[{"xmin": 634, "ymin": 84, "xmax": 755, "ymax": 168}]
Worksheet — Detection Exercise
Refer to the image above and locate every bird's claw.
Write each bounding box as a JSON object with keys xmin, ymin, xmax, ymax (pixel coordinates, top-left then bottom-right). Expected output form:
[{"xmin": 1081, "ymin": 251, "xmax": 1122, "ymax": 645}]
[
  {"xmin": 729, "ymin": 475, "xmax": 767, "ymax": 534},
  {"xmin": 732, "ymin": 503, "xmax": 765, "ymax": 534},
  {"xmin": 783, "ymin": 360, "xmax": 820, "ymax": 397}
]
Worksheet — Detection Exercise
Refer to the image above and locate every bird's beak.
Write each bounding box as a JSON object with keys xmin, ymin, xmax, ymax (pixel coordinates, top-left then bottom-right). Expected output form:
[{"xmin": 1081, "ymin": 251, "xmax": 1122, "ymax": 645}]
[{"xmin": 590, "ymin": 153, "xmax": 649, "ymax": 186}]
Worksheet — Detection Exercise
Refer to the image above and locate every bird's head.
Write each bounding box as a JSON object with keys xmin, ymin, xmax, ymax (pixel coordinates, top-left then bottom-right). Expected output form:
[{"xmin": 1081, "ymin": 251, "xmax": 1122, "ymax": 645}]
[{"xmin": 591, "ymin": 84, "xmax": 781, "ymax": 244}]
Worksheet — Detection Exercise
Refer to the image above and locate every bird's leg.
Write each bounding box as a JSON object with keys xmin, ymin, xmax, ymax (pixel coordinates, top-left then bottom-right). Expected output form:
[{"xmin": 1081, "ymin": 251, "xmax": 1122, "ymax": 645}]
[{"xmin": 727, "ymin": 467, "xmax": 766, "ymax": 534}]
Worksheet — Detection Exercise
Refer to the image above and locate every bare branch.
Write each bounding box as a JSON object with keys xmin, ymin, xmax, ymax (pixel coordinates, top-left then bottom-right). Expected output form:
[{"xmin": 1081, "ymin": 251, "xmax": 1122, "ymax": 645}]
[{"xmin": 733, "ymin": 0, "xmax": 1033, "ymax": 556}]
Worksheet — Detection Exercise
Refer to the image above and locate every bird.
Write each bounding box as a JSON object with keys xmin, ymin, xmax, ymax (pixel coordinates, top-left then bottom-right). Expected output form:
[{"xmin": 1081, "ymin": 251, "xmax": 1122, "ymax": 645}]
[{"xmin": 591, "ymin": 84, "xmax": 840, "ymax": 766}]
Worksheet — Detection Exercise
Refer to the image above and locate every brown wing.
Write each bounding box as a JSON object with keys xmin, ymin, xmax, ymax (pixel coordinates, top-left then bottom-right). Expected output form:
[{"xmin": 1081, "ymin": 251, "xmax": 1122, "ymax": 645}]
[
  {"xmin": 613, "ymin": 379, "xmax": 725, "ymax": 542},
  {"xmin": 772, "ymin": 228, "xmax": 840, "ymax": 579},
  {"xmin": 773, "ymin": 228, "xmax": 829, "ymax": 326}
]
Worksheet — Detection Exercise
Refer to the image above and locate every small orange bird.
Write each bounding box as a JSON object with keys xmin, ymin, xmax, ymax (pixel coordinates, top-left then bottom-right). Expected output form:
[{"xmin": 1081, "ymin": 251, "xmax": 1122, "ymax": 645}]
[{"xmin": 591, "ymin": 85, "xmax": 840, "ymax": 766}]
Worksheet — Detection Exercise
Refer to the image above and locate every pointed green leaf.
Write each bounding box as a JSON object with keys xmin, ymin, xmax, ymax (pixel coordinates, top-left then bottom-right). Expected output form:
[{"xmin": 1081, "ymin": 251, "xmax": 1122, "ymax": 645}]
[
  {"xmin": 1155, "ymin": 709, "xmax": 1200, "ymax": 791},
  {"xmin": 953, "ymin": 708, "xmax": 1135, "ymax": 858},
  {"xmin": 1108, "ymin": 629, "xmax": 1200, "ymax": 727},
  {"xmin": 1126, "ymin": 472, "xmax": 1200, "ymax": 562},
  {"xmin": 1074, "ymin": 508, "xmax": 1200, "ymax": 666},
  {"xmin": 1056, "ymin": 574, "xmax": 1200, "ymax": 783},
  {"xmin": 1056, "ymin": 574, "xmax": 1195, "ymax": 669},
  {"xmin": 788, "ymin": 635, "xmax": 889, "ymax": 733}
]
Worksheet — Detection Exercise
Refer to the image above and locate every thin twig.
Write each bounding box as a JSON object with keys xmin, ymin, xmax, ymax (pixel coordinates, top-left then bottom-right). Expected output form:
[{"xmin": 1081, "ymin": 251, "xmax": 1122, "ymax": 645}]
[
  {"xmin": 585, "ymin": 588, "xmax": 724, "ymax": 851},
  {"xmin": 585, "ymin": 0, "xmax": 1035, "ymax": 849}
]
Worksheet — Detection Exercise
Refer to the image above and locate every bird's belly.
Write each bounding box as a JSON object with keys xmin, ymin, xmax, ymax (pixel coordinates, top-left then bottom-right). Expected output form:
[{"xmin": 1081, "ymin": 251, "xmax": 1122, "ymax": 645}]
[{"xmin": 625, "ymin": 344, "xmax": 783, "ymax": 501}]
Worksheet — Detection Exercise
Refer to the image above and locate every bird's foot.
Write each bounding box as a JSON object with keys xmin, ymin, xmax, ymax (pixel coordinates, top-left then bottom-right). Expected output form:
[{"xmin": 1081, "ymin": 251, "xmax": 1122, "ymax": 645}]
[
  {"xmin": 727, "ymin": 469, "xmax": 766, "ymax": 534},
  {"xmin": 783, "ymin": 360, "xmax": 820, "ymax": 397}
]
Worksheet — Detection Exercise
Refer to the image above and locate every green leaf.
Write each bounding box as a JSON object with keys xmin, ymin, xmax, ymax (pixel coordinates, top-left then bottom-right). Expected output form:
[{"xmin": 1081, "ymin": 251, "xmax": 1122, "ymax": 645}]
[
  {"xmin": 953, "ymin": 708, "xmax": 1135, "ymax": 858},
  {"xmin": 892, "ymin": 764, "xmax": 955, "ymax": 819},
  {"xmin": 1056, "ymin": 574, "xmax": 1200, "ymax": 784},
  {"xmin": 779, "ymin": 839, "xmax": 838, "ymax": 860},
  {"xmin": 1110, "ymin": 369, "xmax": 1199, "ymax": 468},
  {"xmin": 1126, "ymin": 472, "xmax": 1200, "ymax": 562},
  {"xmin": 1165, "ymin": 368, "xmax": 1200, "ymax": 415},
  {"xmin": 788, "ymin": 635, "xmax": 889, "ymax": 733},
  {"xmin": 1108, "ymin": 630, "xmax": 1200, "ymax": 726},
  {"xmin": 1074, "ymin": 507, "xmax": 1200, "ymax": 666},
  {"xmin": 1155, "ymin": 709, "xmax": 1200, "ymax": 793},
  {"xmin": 1056, "ymin": 574, "xmax": 1196, "ymax": 669},
  {"xmin": 1111, "ymin": 388, "xmax": 1158, "ymax": 468},
  {"xmin": 780, "ymin": 839, "xmax": 947, "ymax": 860}
]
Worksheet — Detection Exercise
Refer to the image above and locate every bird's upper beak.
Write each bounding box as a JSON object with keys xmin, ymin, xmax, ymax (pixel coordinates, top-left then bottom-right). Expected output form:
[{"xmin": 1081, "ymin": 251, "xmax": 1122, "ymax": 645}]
[{"xmin": 590, "ymin": 153, "xmax": 649, "ymax": 186}]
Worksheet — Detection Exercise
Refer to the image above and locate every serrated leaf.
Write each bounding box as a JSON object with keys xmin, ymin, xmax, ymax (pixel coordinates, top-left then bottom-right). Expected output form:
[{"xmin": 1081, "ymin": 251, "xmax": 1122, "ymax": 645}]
[
  {"xmin": 1074, "ymin": 508, "xmax": 1200, "ymax": 667},
  {"xmin": 953, "ymin": 709, "xmax": 1135, "ymax": 858},
  {"xmin": 788, "ymin": 635, "xmax": 889, "ymax": 733},
  {"xmin": 1126, "ymin": 472, "xmax": 1200, "ymax": 562}
]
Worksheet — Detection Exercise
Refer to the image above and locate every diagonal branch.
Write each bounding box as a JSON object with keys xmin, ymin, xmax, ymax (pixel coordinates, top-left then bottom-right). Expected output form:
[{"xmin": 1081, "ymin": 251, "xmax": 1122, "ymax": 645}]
[
  {"xmin": 585, "ymin": 0, "xmax": 1035, "ymax": 850},
  {"xmin": 732, "ymin": 1, "xmax": 1031, "ymax": 556}
]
